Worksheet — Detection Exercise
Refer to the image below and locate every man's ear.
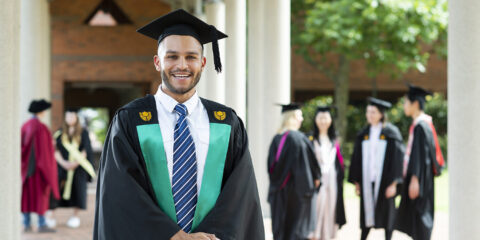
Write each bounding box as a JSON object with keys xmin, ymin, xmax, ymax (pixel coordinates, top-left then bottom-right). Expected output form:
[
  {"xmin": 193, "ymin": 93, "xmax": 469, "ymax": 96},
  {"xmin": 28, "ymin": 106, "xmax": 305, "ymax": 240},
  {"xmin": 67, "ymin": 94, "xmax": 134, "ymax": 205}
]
[
  {"xmin": 154, "ymin": 55, "xmax": 161, "ymax": 72},
  {"xmin": 413, "ymin": 99, "xmax": 421, "ymax": 110},
  {"xmin": 201, "ymin": 56, "xmax": 206, "ymax": 69}
]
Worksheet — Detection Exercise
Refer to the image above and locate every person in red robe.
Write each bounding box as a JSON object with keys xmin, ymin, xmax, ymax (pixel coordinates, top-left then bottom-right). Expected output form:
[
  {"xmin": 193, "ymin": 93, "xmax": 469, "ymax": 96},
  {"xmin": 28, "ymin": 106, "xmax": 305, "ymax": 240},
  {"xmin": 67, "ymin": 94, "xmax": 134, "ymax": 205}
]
[{"xmin": 21, "ymin": 99, "xmax": 60, "ymax": 233}]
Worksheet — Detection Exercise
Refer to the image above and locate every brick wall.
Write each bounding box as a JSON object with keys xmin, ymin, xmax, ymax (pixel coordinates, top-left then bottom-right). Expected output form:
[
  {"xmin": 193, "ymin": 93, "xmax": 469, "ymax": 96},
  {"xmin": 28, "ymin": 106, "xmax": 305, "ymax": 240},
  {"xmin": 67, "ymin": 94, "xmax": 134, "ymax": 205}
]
[
  {"xmin": 291, "ymin": 50, "xmax": 447, "ymax": 102},
  {"xmin": 50, "ymin": 0, "xmax": 170, "ymax": 130},
  {"xmin": 50, "ymin": 0, "xmax": 448, "ymax": 129}
]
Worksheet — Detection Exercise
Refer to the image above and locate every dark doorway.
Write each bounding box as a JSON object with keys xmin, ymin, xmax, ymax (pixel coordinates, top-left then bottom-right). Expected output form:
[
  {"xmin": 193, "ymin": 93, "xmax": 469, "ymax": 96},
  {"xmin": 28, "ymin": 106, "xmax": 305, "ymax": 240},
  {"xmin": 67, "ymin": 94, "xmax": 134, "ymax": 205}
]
[
  {"xmin": 63, "ymin": 81, "xmax": 151, "ymax": 169},
  {"xmin": 64, "ymin": 81, "xmax": 150, "ymax": 121}
]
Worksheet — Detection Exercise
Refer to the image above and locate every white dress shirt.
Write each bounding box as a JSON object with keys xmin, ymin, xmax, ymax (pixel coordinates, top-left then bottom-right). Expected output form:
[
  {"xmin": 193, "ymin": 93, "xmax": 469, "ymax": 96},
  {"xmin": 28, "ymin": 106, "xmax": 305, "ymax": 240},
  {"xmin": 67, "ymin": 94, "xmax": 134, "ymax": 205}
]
[
  {"xmin": 314, "ymin": 135, "xmax": 335, "ymax": 174},
  {"xmin": 154, "ymin": 86, "xmax": 210, "ymax": 191},
  {"xmin": 368, "ymin": 124, "xmax": 382, "ymax": 182}
]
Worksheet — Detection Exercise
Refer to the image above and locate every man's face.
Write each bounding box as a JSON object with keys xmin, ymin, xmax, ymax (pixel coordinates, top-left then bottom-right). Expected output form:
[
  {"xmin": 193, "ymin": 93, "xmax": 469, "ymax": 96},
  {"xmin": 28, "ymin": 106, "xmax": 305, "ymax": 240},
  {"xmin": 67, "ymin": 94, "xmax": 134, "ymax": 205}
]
[
  {"xmin": 65, "ymin": 111, "xmax": 78, "ymax": 126},
  {"xmin": 403, "ymin": 97, "xmax": 416, "ymax": 117},
  {"xmin": 294, "ymin": 109, "xmax": 304, "ymax": 130},
  {"xmin": 366, "ymin": 105, "xmax": 382, "ymax": 125},
  {"xmin": 315, "ymin": 111, "xmax": 332, "ymax": 132},
  {"xmin": 154, "ymin": 35, "xmax": 206, "ymax": 95}
]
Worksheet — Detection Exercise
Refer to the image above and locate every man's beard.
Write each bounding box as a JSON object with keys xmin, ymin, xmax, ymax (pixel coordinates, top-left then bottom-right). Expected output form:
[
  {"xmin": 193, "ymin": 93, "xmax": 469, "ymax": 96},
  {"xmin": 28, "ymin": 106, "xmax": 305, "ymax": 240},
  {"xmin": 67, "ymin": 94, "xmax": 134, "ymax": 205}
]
[{"xmin": 161, "ymin": 70, "xmax": 202, "ymax": 95}]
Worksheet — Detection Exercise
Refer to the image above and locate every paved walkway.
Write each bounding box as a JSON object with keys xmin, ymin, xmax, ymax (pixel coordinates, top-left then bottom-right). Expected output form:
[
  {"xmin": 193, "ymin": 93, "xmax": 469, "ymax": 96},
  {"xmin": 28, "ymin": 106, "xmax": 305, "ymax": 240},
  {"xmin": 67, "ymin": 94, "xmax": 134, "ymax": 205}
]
[{"xmin": 22, "ymin": 183, "xmax": 448, "ymax": 240}]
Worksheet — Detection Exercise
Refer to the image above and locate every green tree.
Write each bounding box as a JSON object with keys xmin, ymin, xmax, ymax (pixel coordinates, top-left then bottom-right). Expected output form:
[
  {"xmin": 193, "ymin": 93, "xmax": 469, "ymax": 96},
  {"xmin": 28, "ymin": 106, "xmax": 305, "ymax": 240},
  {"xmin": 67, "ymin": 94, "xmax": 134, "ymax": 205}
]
[{"xmin": 292, "ymin": 0, "xmax": 447, "ymax": 142}]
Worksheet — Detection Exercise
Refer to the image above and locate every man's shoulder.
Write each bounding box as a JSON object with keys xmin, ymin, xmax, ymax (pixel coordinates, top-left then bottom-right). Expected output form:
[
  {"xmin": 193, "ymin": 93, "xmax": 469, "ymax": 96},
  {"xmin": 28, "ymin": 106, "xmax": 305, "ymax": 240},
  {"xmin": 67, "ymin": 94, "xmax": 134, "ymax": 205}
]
[
  {"xmin": 120, "ymin": 95, "xmax": 156, "ymax": 111},
  {"xmin": 288, "ymin": 130, "xmax": 307, "ymax": 139},
  {"xmin": 114, "ymin": 95, "xmax": 158, "ymax": 126},
  {"xmin": 383, "ymin": 123, "xmax": 403, "ymax": 141},
  {"xmin": 287, "ymin": 130, "xmax": 310, "ymax": 145},
  {"xmin": 200, "ymin": 97, "xmax": 233, "ymax": 112},
  {"xmin": 355, "ymin": 126, "xmax": 370, "ymax": 139},
  {"xmin": 414, "ymin": 120, "xmax": 433, "ymax": 137},
  {"xmin": 200, "ymin": 98, "xmax": 241, "ymax": 126}
]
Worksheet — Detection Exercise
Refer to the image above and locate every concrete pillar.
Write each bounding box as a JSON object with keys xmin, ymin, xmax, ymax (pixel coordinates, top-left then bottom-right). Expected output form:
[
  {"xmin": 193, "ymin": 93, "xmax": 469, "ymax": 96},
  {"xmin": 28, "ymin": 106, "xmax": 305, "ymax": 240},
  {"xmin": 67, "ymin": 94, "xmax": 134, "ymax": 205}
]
[
  {"xmin": 20, "ymin": 0, "xmax": 51, "ymax": 125},
  {"xmin": 247, "ymin": 0, "xmax": 291, "ymax": 217},
  {"xmin": 193, "ymin": 2, "xmax": 208, "ymax": 97},
  {"xmin": 247, "ymin": 0, "xmax": 265, "ymax": 215},
  {"xmin": 248, "ymin": 0, "xmax": 291, "ymax": 218},
  {"xmin": 263, "ymin": 0, "xmax": 291, "ymax": 115},
  {"xmin": 224, "ymin": 0, "xmax": 247, "ymax": 121},
  {"xmin": 449, "ymin": 0, "xmax": 480, "ymax": 238},
  {"xmin": 0, "ymin": 0, "xmax": 21, "ymax": 239},
  {"xmin": 204, "ymin": 0, "xmax": 226, "ymax": 104}
]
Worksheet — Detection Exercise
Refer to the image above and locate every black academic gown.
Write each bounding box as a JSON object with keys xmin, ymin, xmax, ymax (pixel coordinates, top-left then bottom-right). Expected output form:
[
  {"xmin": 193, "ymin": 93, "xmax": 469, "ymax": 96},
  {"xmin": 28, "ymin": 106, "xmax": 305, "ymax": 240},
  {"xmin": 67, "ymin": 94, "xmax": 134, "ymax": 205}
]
[
  {"xmin": 51, "ymin": 129, "xmax": 94, "ymax": 209},
  {"xmin": 396, "ymin": 121, "xmax": 436, "ymax": 240},
  {"xmin": 267, "ymin": 131, "xmax": 321, "ymax": 240},
  {"xmin": 348, "ymin": 123, "xmax": 405, "ymax": 230},
  {"xmin": 308, "ymin": 137, "xmax": 347, "ymax": 229},
  {"xmin": 93, "ymin": 95, "xmax": 264, "ymax": 240}
]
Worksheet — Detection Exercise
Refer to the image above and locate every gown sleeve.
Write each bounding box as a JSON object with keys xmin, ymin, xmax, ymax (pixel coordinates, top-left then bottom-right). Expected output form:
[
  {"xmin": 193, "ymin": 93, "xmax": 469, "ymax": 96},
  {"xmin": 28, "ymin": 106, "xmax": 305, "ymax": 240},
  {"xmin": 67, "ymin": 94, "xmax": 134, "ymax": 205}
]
[
  {"xmin": 391, "ymin": 136, "xmax": 405, "ymax": 186},
  {"xmin": 35, "ymin": 124, "xmax": 60, "ymax": 199},
  {"xmin": 307, "ymin": 140, "xmax": 322, "ymax": 191},
  {"xmin": 280, "ymin": 134, "xmax": 316, "ymax": 198},
  {"xmin": 408, "ymin": 125, "xmax": 428, "ymax": 198}
]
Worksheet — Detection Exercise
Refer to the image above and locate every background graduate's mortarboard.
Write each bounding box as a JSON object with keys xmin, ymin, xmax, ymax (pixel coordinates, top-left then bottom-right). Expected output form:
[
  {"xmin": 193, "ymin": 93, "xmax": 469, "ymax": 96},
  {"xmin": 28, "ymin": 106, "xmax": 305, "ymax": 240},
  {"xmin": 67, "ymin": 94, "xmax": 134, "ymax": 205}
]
[
  {"xmin": 316, "ymin": 105, "xmax": 336, "ymax": 113},
  {"xmin": 28, "ymin": 99, "xmax": 51, "ymax": 113},
  {"xmin": 136, "ymin": 9, "xmax": 228, "ymax": 73},
  {"xmin": 367, "ymin": 97, "xmax": 392, "ymax": 111},
  {"xmin": 65, "ymin": 107, "xmax": 80, "ymax": 113},
  {"xmin": 277, "ymin": 103, "xmax": 302, "ymax": 113},
  {"xmin": 407, "ymin": 84, "xmax": 432, "ymax": 100}
]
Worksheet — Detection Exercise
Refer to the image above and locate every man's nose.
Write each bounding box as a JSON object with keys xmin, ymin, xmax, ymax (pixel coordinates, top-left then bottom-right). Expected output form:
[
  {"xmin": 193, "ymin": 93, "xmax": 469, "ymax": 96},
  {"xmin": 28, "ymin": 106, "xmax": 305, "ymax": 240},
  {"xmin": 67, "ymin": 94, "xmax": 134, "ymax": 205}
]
[{"xmin": 178, "ymin": 57, "xmax": 188, "ymax": 69}]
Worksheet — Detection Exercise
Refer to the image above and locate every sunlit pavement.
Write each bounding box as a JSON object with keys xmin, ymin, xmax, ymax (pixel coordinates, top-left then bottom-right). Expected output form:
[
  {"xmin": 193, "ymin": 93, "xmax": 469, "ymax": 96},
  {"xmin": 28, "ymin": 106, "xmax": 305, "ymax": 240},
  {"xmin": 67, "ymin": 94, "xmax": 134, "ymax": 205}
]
[{"xmin": 22, "ymin": 182, "xmax": 448, "ymax": 240}]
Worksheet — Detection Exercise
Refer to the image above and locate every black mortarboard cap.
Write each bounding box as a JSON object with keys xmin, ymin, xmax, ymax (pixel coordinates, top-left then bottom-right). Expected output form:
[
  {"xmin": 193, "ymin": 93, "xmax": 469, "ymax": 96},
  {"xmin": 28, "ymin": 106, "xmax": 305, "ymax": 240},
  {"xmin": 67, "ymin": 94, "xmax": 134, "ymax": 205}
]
[
  {"xmin": 367, "ymin": 97, "xmax": 392, "ymax": 111},
  {"xmin": 65, "ymin": 107, "xmax": 80, "ymax": 113},
  {"xmin": 407, "ymin": 84, "xmax": 432, "ymax": 101},
  {"xmin": 278, "ymin": 103, "xmax": 302, "ymax": 113},
  {"xmin": 28, "ymin": 99, "xmax": 51, "ymax": 113},
  {"xmin": 316, "ymin": 106, "xmax": 335, "ymax": 113},
  {"xmin": 136, "ymin": 9, "xmax": 228, "ymax": 73}
]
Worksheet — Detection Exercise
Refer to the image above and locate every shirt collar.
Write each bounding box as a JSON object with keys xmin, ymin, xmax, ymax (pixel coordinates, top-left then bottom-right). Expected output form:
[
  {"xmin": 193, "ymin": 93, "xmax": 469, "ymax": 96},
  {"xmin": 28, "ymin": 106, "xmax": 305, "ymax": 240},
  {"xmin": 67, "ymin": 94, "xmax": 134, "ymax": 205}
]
[
  {"xmin": 155, "ymin": 85, "xmax": 199, "ymax": 116},
  {"xmin": 370, "ymin": 123, "xmax": 382, "ymax": 131},
  {"xmin": 413, "ymin": 112, "xmax": 432, "ymax": 125}
]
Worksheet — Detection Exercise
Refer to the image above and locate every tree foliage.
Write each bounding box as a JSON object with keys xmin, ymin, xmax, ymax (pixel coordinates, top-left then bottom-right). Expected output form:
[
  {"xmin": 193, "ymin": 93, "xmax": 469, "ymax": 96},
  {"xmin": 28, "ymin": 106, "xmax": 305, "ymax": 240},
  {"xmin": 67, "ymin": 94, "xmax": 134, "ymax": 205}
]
[
  {"xmin": 292, "ymin": 0, "xmax": 448, "ymax": 78},
  {"xmin": 291, "ymin": 0, "xmax": 447, "ymax": 142}
]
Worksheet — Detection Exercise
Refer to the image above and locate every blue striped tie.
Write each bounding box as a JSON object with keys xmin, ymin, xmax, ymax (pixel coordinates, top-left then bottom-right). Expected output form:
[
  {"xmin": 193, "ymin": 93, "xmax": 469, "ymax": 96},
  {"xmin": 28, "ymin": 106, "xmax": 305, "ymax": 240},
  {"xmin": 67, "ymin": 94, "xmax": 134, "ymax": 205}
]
[{"xmin": 172, "ymin": 103, "xmax": 197, "ymax": 232}]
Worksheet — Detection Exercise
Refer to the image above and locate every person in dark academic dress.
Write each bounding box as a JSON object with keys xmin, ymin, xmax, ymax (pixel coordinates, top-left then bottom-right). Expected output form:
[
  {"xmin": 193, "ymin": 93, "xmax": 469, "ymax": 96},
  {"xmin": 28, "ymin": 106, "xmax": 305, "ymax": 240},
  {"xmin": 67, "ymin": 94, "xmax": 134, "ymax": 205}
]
[
  {"xmin": 49, "ymin": 108, "xmax": 95, "ymax": 229},
  {"xmin": 93, "ymin": 9, "xmax": 264, "ymax": 240},
  {"xmin": 21, "ymin": 99, "xmax": 60, "ymax": 233},
  {"xmin": 307, "ymin": 106, "xmax": 346, "ymax": 240},
  {"xmin": 267, "ymin": 103, "xmax": 321, "ymax": 240},
  {"xmin": 396, "ymin": 85, "xmax": 445, "ymax": 240},
  {"xmin": 348, "ymin": 97, "xmax": 405, "ymax": 240}
]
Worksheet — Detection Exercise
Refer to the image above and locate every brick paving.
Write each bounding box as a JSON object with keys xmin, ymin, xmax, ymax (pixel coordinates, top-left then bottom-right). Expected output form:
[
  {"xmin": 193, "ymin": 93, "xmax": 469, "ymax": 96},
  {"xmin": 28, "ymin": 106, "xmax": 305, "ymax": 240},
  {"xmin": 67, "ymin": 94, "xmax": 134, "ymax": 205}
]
[
  {"xmin": 21, "ymin": 187, "xmax": 96, "ymax": 240},
  {"xmin": 22, "ymin": 183, "xmax": 448, "ymax": 240}
]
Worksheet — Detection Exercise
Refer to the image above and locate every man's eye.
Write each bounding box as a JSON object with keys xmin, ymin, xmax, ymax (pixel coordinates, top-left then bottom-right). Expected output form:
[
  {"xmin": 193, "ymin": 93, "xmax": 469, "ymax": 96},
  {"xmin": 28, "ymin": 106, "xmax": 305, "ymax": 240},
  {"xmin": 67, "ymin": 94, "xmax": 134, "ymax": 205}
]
[
  {"xmin": 187, "ymin": 56, "xmax": 197, "ymax": 60},
  {"xmin": 167, "ymin": 55, "xmax": 178, "ymax": 59}
]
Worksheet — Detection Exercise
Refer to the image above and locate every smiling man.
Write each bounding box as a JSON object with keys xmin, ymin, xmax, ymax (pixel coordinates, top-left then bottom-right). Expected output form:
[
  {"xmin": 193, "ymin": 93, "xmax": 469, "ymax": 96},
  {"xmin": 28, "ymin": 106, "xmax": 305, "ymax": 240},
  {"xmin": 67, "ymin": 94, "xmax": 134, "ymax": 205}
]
[{"xmin": 93, "ymin": 9, "xmax": 264, "ymax": 240}]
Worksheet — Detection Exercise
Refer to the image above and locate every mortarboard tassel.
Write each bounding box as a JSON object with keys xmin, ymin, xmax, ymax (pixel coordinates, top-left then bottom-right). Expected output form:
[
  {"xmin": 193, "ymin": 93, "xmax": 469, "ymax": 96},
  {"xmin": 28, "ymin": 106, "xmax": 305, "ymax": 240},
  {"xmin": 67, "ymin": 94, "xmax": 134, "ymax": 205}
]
[{"xmin": 210, "ymin": 25, "xmax": 222, "ymax": 73}]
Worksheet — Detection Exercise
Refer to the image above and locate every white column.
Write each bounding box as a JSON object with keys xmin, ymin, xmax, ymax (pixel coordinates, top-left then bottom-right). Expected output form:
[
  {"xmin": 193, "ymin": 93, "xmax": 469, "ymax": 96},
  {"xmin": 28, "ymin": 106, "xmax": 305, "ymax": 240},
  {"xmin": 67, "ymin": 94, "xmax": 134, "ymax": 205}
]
[
  {"xmin": 248, "ymin": 0, "xmax": 291, "ymax": 217},
  {"xmin": 193, "ymin": 2, "xmax": 208, "ymax": 97},
  {"xmin": 224, "ymin": 0, "xmax": 246, "ymax": 120},
  {"xmin": 20, "ymin": 0, "xmax": 51, "ymax": 125},
  {"xmin": 449, "ymin": 0, "xmax": 480, "ymax": 238},
  {"xmin": 204, "ymin": 0, "xmax": 226, "ymax": 104},
  {"xmin": 263, "ymin": 0, "xmax": 291, "ymax": 112},
  {"xmin": 0, "ymin": 0, "xmax": 21, "ymax": 239}
]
